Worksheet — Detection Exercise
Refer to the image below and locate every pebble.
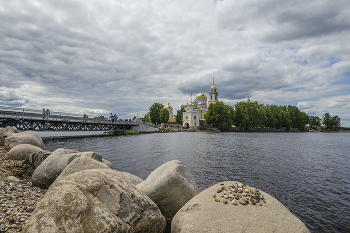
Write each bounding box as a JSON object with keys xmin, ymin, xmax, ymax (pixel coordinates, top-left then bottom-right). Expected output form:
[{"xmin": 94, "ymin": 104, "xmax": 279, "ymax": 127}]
[
  {"xmin": 0, "ymin": 146, "xmax": 47, "ymax": 233},
  {"xmin": 231, "ymin": 199, "xmax": 238, "ymax": 205},
  {"xmin": 213, "ymin": 183, "xmax": 267, "ymax": 207}
]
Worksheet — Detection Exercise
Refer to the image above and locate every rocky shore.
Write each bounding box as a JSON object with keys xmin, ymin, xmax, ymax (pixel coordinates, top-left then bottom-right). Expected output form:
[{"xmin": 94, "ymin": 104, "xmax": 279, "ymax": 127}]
[
  {"xmin": 0, "ymin": 146, "xmax": 46, "ymax": 233},
  {"xmin": 0, "ymin": 126, "xmax": 310, "ymax": 232}
]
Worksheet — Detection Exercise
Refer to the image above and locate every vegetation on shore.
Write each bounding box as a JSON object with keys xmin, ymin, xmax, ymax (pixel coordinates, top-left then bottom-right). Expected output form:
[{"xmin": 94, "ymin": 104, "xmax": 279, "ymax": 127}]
[
  {"xmin": 104, "ymin": 130, "xmax": 140, "ymax": 136},
  {"xmin": 204, "ymin": 101, "xmax": 342, "ymax": 132}
]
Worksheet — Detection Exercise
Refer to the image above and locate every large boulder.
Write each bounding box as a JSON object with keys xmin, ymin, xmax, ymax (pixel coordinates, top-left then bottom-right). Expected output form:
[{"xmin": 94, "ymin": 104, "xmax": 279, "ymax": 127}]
[
  {"xmin": 120, "ymin": 172, "xmax": 143, "ymax": 185},
  {"xmin": 29, "ymin": 148, "xmax": 78, "ymax": 169},
  {"xmin": 0, "ymin": 126, "xmax": 20, "ymax": 136},
  {"xmin": 136, "ymin": 160, "xmax": 199, "ymax": 232},
  {"xmin": 171, "ymin": 181, "xmax": 310, "ymax": 233},
  {"xmin": 4, "ymin": 144, "xmax": 43, "ymax": 161},
  {"xmin": 5, "ymin": 131, "xmax": 44, "ymax": 150},
  {"xmin": 54, "ymin": 156, "xmax": 111, "ymax": 183},
  {"xmin": 29, "ymin": 150, "xmax": 52, "ymax": 168},
  {"xmin": 23, "ymin": 169, "xmax": 166, "ymax": 233},
  {"xmin": 32, "ymin": 152, "xmax": 102, "ymax": 189},
  {"xmin": 102, "ymin": 158, "xmax": 113, "ymax": 169},
  {"xmin": 49, "ymin": 148, "xmax": 79, "ymax": 158}
]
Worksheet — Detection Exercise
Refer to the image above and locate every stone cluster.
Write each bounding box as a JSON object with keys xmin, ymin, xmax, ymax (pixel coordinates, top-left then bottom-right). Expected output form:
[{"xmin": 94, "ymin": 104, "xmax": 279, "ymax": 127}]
[
  {"xmin": 213, "ymin": 182, "xmax": 267, "ymax": 206},
  {"xmin": 0, "ymin": 147, "xmax": 46, "ymax": 233}
]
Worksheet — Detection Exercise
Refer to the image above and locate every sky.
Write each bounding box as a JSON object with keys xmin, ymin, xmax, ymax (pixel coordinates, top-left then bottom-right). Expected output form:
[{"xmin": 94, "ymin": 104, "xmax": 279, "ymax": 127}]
[{"xmin": 1, "ymin": 0, "xmax": 350, "ymax": 126}]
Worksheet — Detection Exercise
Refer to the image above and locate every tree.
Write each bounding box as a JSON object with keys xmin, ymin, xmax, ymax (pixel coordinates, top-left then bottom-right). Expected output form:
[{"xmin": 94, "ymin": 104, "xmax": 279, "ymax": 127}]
[
  {"xmin": 159, "ymin": 108, "xmax": 170, "ymax": 123},
  {"xmin": 144, "ymin": 113, "xmax": 151, "ymax": 123},
  {"xmin": 149, "ymin": 103, "xmax": 164, "ymax": 124},
  {"xmin": 205, "ymin": 102, "xmax": 234, "ymax": 131},
  {"xmin": 309, "ymin": 116, "xmax": 321, "ymax": 129},
  {"xmin": 323, "ymin": 113, "xmax": 341, "ymax": 130},
  {"xmin": 322, "ymin": 113, "xmax": 331, "ymax": 129},
  {"xmin": 176, "ymin": 105, "xmax": 186, "ymax": 124}
]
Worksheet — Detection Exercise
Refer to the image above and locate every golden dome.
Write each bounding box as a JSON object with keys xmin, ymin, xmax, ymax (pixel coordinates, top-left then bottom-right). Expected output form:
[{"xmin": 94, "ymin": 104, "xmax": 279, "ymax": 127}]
[
  {"xmin": 210, "ymin": 77, "xmax": 217, "ymax": 92},
  {"xmin": 165, "ymin": 102, "xmax": 172, "ymax": 109},
  {"xmin": 196, "ymin": 89, "xmax": 207, "ymax": 100}
]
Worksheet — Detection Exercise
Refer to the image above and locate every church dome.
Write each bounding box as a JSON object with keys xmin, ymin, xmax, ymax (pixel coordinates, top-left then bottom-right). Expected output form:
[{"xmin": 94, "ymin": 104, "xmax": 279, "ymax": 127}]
[
  {"xmin": 165, "ymin": 102, "xmax": 172, "ymax": 109},
  {"xmin": 196, "ymin": 90, "xmax": 207, "ymax": 100},
  {"xmin": 210, "ymin": 77, "xmax": 217, "ymax": 92}
]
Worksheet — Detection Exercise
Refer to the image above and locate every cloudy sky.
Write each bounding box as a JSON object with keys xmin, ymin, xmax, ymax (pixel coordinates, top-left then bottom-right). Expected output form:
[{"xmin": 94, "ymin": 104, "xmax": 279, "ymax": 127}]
[{"xmin": 1, "ymin": 0, "xmax": 350, "ymax": 126}]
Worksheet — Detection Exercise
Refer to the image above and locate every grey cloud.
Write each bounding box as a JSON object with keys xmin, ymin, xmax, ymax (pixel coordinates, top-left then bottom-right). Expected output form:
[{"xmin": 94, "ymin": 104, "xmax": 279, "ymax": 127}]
[{"xmin": 0, "ymin": 0, "xmax": 349, "ymax": 124}]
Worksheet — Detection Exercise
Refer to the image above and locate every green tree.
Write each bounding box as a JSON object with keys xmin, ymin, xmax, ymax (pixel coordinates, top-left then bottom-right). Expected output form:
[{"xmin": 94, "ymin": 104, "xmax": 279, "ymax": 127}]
[
  {"xmin": 309, "ymin": 116, "xmax": 321, "ymax": 129},
  {"xmin": 144, "ymin": 113, "xmax": 151, "ymax": 123},
  {"xmin": 159, "ymin": 108, "xmax": 170, "ymax": 123},
  {"xmin": 205, "ymin": 102, "xmax": 234, "ymax": 131},
  {"xmin": 149, "ymin": 103, "xmax": 164, "ymax": 124},
  {"xmin": 322, "ymin": 113, "xmax": 331, "ymax": 129},
  {"xmin": 176, "ymin": 105, "xmax": 186, "ymax": 124},
  {"xmin": 323, "ymin": 113, "xmax": 341, "ymax": 130}
]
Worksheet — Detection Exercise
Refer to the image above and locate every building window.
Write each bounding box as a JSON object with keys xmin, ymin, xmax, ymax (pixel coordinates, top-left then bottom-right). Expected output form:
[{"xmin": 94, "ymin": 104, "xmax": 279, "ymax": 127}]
[
  {"xmin": 195, "ymin": 122, "xmax": 196, "ymax": 126},
  {"xmin": 186, "ymin": 116, "xmax": 188, "ymax": 120},
  {"xmin": 193, "ymin": 107, "xmax": 194, "ymax": 111},
  {"xmin": 194, "ymin": 116, "xmax": 196, "ymax": 119}
]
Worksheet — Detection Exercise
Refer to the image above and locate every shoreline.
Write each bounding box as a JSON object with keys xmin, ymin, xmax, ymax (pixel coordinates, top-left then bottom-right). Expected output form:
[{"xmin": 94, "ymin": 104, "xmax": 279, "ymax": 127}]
[{"xmin": 0, "ymin": 146, "xmax": 46, "ymax": 233}]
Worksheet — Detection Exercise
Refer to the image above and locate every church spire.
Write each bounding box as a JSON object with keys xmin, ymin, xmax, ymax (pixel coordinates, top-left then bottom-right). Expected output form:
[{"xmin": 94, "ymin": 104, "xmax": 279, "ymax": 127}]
[{"xmin": 213, "ymin": 76, "xmax": 215, "ymax": 86}]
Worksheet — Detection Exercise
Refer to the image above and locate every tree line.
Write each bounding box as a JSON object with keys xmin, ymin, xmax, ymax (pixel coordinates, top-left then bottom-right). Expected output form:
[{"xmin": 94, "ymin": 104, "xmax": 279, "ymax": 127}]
[
  {"xmin": 141, "ymin": 101, "xmax": 341, "ymax": 131},
  {"xmin": 205, "ymin": 101, "xmax": 341, "ymax": 131}
]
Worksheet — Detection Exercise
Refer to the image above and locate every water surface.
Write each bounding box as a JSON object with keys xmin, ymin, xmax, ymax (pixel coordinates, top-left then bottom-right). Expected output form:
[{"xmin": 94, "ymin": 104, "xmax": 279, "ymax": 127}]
[{"xmin": 43, "ymin": 132, "xmax": 350, "ymax": 233}]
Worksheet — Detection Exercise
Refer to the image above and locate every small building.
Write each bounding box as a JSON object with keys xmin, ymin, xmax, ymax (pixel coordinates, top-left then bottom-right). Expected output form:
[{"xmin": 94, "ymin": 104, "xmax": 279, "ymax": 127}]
[{"xmin": 165, "ymin": 102, "xmax": 176, "ymax": 123}]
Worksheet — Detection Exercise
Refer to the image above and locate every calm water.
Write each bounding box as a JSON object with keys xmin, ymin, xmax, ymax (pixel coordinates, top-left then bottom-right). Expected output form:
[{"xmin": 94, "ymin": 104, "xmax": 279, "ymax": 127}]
[{"xmin": 42, "ymin": 132, "xmax": 350, "ymax": 233}]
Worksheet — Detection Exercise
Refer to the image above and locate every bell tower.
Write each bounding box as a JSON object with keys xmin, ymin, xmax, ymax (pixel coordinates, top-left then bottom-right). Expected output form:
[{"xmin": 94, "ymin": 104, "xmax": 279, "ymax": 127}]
[{"xmin": 208, "ymin": 77, "xmax": 218, "ymax": 106}]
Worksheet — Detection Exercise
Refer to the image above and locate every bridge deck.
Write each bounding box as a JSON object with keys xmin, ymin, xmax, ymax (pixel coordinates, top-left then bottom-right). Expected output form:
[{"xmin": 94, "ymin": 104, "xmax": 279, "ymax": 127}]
[{"xmin": 0, "ymin": 105, "xmax": 138, "ymax": 131}]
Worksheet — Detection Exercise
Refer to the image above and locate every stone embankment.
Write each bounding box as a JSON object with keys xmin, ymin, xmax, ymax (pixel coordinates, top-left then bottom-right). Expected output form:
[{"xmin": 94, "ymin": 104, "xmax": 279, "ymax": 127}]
[{"xmin": 0, "ymin": 126, "xmax": 310, "ymax": 233}]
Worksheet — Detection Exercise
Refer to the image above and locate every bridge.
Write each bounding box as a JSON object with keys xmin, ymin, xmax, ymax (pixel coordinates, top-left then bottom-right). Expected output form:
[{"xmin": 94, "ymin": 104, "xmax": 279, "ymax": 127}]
[{"xmin": 0, "ymin": 105, "xmax": 141, "ymax": 131}]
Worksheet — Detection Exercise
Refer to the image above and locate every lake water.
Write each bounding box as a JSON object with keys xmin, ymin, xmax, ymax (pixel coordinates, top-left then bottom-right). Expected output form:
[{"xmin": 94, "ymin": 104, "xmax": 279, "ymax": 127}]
[{"xmin": 42, "ymin": 132, "xmax": 350, "ymax": 233}]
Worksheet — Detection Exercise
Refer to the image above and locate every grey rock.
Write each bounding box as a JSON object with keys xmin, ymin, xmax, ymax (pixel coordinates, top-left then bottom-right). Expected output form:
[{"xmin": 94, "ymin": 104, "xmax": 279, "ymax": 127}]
[
  {"xmin": 49, "ymin": 148, "xmax": 79, "ymax": 159},
  {"xmin": 5, "ymin": 131, "xmax": 44, "ymax": 150},
  {"xmin": 29, "ymin": 150, "xmax": 52, "ymax": 168},
  {"xmin": 120, "ymin": 171, "xmax": 144, "ymax": 185},
  {"xmin": 0, "ymin": 126, "xmax": 20, "ymax": 136},
  {"xmin": 171, "ymin": 181, "xmax": 310, "ymax": 233},
  {"xmin": 136, "ymin": 160, "xmax": 199, "ymax": 232},
  {"xmin": 23, "ymin": 169, "xmax": 166, "ymax": 233},
  {"xmin": 102, "ymin": 158, "xmax": 113, "ymax": 169},
  {"xmin": 5, "ymin": 144, "xmax": 43, "ymax": 161},
  {"xmin": 32, "ymin": 152, "xmax": 102, "ymax": 189},
  {"xmin": 54, "ymin": 156, "xmax": 111, "ymax": 183}
]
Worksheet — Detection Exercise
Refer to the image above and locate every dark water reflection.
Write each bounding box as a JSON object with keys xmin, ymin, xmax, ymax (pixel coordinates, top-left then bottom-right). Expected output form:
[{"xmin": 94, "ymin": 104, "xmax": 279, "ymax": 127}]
[{"xmin": 43, "ymin": 132, "xmax": 350, "ymax": 233}]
